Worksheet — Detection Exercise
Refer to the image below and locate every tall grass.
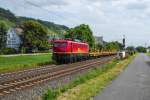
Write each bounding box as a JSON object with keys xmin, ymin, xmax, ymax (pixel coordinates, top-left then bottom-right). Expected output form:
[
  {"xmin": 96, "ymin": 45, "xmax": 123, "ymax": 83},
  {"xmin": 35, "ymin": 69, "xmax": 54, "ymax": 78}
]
[{"xmin": 0, "ymin": 53, "xmax": 52, "ymax": 73}]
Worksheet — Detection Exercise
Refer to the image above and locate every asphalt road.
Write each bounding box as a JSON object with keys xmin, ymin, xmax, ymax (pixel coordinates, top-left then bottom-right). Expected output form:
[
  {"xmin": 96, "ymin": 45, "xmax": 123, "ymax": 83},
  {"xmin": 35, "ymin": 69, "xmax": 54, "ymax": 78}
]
[{"xmin": 94, "ymin": 53, "xmax": 150, "ymax": 100}]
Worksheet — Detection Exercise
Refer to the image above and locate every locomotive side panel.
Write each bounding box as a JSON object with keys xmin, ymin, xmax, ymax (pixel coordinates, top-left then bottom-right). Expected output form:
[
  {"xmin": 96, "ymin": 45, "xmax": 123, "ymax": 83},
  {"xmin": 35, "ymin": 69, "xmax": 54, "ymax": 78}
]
[
  {"xmin": 72, "ymin": 42, "xmax": 89, "ymax": 53},
  {"xmin": 71, "ymin": 42, "xmax": 89, "ymax": 61}
]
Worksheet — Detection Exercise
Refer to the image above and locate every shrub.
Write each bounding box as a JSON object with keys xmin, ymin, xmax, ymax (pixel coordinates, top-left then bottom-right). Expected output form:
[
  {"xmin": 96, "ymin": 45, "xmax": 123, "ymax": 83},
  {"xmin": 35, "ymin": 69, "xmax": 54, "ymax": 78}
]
[{"xmin": 1, "ymin": 48, "xmax": 17, "ymax": 54}]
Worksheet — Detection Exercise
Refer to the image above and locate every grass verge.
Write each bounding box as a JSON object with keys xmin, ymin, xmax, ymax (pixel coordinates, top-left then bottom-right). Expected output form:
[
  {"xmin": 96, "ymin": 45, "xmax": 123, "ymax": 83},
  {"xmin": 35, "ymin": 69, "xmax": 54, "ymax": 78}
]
[
  {"xmin": 43, "ymin": 55, "xmax": 135, "ymax": 100},
  {"xmin": 147, "ymin": 53, "xmax": 150, "ymax": 56},
  {"xmin": 0, "ymin": 53, "xmax": 53, "ymax": 73}
]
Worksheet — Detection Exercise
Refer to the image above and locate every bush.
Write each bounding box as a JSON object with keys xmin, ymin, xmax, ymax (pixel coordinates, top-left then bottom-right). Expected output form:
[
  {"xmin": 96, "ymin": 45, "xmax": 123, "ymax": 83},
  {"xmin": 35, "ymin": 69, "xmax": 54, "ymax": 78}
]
[
  {"xmin": 1, "ymin": 48, "xmax": 17, "ymax": 54},
  {"xmin": 136, "ymin": 46, "xmax": 146, "ymax": 53},
  {"xmin": 20, "ymin": 47, "xmax": 50, "ymax": 54}
]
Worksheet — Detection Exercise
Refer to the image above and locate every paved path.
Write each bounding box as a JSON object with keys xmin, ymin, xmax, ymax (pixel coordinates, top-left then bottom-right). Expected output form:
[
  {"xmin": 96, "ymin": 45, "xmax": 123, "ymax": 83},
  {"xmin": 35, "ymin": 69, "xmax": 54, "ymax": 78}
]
[{"xmin": 94, "ymin": 53, "xmax": 150, "ymax": 100}]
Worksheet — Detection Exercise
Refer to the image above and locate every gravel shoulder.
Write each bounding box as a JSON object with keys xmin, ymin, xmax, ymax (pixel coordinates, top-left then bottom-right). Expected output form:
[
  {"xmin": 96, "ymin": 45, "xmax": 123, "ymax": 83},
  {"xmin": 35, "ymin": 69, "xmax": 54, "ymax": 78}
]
[{"xmin": 94, "ymin": 53, "xmax": 150, "ymax": 100}]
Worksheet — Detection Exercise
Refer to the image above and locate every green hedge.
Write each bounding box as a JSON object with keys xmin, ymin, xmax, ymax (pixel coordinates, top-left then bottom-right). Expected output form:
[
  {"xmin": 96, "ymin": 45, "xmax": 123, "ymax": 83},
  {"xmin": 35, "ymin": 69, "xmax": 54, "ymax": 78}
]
[{"xmin": 0, "ymin": 48, "xmax": 17, "ymax": 55}]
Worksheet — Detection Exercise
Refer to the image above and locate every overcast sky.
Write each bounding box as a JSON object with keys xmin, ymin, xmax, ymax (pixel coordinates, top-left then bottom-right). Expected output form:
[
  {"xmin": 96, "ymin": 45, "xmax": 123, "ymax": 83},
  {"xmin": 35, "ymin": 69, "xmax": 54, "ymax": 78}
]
[{"xmin": 0, "ymin": 0, "xmax": 150, "ymax": 46}]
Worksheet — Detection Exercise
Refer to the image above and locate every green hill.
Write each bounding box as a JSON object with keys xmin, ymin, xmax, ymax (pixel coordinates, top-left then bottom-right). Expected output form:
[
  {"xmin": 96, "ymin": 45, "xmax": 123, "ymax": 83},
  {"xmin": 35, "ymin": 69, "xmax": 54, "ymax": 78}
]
[
  {"xmin": 0, "ymin": 7, "xmax": 69, "ymax": 34},
  {"xmin": 18, "ymin": 17, "xmax": 69, "ymax": 34},
  {"xmin": 0, "ymin": 8, "xmax": 17, "ymax": 23}
]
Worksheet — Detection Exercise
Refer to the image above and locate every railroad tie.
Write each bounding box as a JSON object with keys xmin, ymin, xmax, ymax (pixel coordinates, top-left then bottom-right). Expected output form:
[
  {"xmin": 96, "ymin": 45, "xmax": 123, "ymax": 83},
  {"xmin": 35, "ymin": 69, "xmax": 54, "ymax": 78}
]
[
  {"xmin": 9, "ymin": 89, "xmax": 16, "ymax": 92},
  {"xmin": 0, "ymin": 93, "xmax": 4, "ymax": 96},
  {"xmin": 25, "ymin": 84, "xmax": 32, "ymax": 87},
  {"xmin": 15, "ymin": 87, "xmax": 21, "ymax": 90},
  {"xmin": 3, "ymin": 91, "xmax": 10, "ymax": 94},
  {"xmin": 20, "ymin": 85, "xmax": 26, "ymax": 88}
]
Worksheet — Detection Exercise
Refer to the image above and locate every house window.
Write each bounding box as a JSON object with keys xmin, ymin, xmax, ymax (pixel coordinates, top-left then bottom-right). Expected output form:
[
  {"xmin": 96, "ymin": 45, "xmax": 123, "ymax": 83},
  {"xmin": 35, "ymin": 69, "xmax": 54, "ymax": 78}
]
[
  {"xmin": 7, "ymin": 34, "xmax": 10, "ymax": 38},
  {"xmin": 8, "ymin": 41, "xmax": 11, "ymax": 44},
  {"xmin": 12, "ymin": 34, "xmax": 15, "ymax": 38},
  {"xmin": 12, "ymin": 38, "xmax": 16, "ymax": 41},
  {"xmin": 14, "ymin": 41, "xmax": 16, "ymax": 44}
]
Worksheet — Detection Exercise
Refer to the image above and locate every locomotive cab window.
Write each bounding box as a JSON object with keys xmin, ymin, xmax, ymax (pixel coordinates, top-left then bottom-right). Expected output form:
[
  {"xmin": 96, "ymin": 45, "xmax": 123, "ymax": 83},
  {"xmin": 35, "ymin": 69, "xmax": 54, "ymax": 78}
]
[{"xmin": 54, "ymin": 42, "xmax": 67, "ymax": 47}]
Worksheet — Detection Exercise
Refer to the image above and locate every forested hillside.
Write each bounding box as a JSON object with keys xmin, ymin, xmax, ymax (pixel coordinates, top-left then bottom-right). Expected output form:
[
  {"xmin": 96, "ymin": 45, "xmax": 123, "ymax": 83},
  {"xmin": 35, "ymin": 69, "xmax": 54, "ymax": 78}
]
[{"xmin": 0, "ymin": 8, "xmax": 69, "ymax": 34}]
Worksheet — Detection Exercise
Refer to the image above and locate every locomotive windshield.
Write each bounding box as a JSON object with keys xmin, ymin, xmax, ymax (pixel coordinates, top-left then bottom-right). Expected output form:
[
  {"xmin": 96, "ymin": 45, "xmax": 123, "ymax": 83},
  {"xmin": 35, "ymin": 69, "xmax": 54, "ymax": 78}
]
[{"xmin": 54, "ymin": 42, "xmax": 67, "ymax": 47}]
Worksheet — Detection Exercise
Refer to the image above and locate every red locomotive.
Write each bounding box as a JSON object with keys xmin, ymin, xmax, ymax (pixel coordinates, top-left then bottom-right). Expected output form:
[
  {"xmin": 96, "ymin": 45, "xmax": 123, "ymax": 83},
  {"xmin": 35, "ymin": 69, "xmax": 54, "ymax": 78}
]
[{"xmin": 52, "ymin": 39, "xmax": 89, "ymax": 63}]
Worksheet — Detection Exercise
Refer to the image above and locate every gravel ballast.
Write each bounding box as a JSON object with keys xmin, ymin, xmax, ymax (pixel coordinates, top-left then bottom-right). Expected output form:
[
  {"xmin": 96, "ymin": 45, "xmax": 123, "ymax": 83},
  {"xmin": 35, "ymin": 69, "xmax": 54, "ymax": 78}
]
[{"xmin": 0, "ymin": 66, "xmax": 100, "ymax": 100}]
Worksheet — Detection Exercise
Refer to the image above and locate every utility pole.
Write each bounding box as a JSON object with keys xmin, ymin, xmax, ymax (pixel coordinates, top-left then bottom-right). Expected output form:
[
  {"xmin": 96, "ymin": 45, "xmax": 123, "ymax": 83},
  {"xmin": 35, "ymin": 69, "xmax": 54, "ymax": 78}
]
[{"xmin": 145, "ymin": 43, "xmax": 147, "ymax": 48}]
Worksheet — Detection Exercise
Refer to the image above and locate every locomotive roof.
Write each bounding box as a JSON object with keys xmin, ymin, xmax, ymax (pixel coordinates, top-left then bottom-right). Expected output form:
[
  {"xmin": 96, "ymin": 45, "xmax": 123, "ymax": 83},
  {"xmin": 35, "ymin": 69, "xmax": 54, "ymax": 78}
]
[{"xmin": 54, "ymin": 39, "xmax": 88, "ymax": 45}]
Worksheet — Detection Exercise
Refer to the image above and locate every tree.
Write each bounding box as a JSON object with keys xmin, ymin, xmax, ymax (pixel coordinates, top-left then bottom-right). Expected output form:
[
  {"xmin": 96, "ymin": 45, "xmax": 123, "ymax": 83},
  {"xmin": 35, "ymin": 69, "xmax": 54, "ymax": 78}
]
[
  {"xmin": 136, "ymin": 46, "xmax": 146, "ymax": 53},
  {"xmin": 104, "ymin": 41, "xmax": 122, "ymax": 51},
  {"xmin": 20, "ymin": 20, "xmax": 49, "ymax": 52},
  {"xmin": 126, "ymin": 46, "xmax": 136, "ymax": 55},
  {"xmin": 96, "ymin": 43, "xmax": 103, "ymax": 51},
  {"xmin": 0, "ymin": 21, "xmax": 8, "ymax": 50},
  {"xmin": 126, "ymin": 46, "xmax": 135, "ymax": 51},
  {"xmin": 65, "ymin": 24, "xmax": 95, "ymax": 48}
]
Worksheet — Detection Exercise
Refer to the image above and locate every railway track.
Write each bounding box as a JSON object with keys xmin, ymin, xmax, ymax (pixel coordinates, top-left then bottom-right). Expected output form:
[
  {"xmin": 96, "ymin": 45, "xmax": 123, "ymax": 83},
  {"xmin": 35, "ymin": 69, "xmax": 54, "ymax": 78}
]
[{"xmin": 0, "ymin": 56, "xmax": 115, "ymax": 96}]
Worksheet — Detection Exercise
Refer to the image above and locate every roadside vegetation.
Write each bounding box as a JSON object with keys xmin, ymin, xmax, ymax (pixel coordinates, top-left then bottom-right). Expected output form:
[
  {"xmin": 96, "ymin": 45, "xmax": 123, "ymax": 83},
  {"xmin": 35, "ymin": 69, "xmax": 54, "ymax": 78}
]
[
  {"xmin": 136, "ymin": 46, "xmax": 146, "ymax": 53},
  {"xmin": 43, "ymin": 55, "xmax": 135, "ymax": 100},
  {"xmin": 0, "ymin": 53, "xmax": 52, "ymax": 73},
  {"xmin": 147, "ymin": 52, "xmax": 150, "ymax": 56}
]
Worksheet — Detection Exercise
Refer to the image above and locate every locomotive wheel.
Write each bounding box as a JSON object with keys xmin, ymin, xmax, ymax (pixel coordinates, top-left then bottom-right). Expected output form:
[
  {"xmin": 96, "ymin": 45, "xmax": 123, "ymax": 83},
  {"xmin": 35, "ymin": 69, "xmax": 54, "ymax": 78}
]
[
  {"xmin": 70, "ymin": 56, "xmax": 73, "ymax": 63},
  {"xmin": 65, "ymin": 55, "xmax": 69, "ymax": 64}
]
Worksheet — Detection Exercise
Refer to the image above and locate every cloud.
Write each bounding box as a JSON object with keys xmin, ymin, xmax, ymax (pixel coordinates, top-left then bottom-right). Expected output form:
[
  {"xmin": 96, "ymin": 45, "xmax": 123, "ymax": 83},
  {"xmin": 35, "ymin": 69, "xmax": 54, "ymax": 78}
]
[
  {"xmin": 25, "ymin": 0, "xmax": 69, "ymax": 9},
  {"xmin": 126, "ymin": 3, "xmax": 147, "ymax": 10},
  {"xmin": 0, "ymin": 0, "xmax": 150, "ymax": 46}
]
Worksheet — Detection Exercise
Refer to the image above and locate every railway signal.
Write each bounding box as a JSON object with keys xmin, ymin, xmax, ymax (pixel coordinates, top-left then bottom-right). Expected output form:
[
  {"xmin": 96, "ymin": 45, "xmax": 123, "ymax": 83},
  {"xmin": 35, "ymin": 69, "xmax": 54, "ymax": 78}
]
[{"xmin": 122, "ymin": 35, "xmax": 126, "ymax": 50}]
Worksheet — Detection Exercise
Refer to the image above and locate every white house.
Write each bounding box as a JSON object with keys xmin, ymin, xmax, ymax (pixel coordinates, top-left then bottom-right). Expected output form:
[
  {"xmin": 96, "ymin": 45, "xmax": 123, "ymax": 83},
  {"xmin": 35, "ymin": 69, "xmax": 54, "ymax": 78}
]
[
  {"xmin": 146, "ymin": 47, "xmax": 150, "ymax": 53},
  {"xmin": 95, "ymin": 36, "xmax": 104, "ymax": 45},
  {"xmin": 6, "ymin": 28, "xmax": 22, "ymax": 51}
]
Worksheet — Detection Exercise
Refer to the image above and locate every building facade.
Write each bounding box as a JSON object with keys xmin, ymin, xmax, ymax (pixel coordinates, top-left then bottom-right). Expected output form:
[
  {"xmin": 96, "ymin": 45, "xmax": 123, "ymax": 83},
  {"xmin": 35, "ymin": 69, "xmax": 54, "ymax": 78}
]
[
  {"xmin": 95, "ymin": 36, "xmax": 104, "ymax": 45},
  {"xmin": 6, "ymin": 28, "xmax": 22, "ymax": 51}
]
